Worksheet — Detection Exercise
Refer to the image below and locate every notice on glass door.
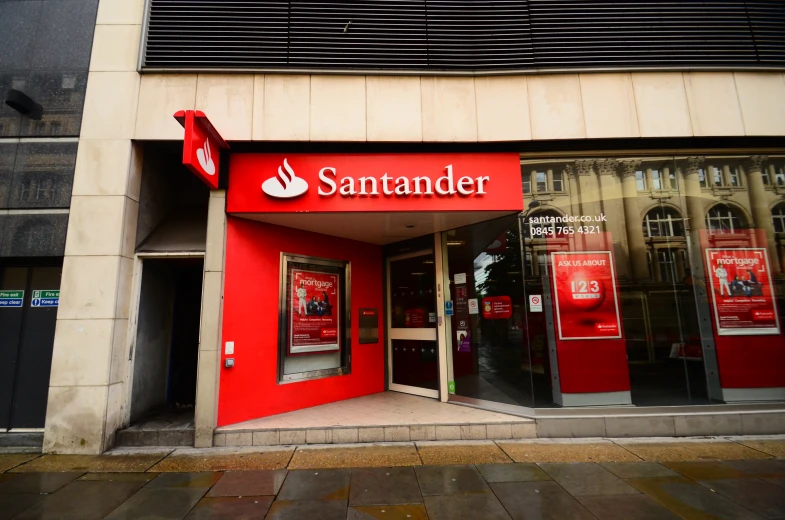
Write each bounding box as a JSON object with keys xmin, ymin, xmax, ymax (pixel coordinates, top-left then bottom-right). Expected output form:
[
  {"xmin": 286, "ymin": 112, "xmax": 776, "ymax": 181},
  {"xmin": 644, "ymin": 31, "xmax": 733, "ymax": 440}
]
[
  {"xmin": 289, "ymin": 268, "xmax": 340, "ymax": 354},
  {"xmin": 551, "ymin": 251, "xmax": 622, "ymax": 340},
  {"xmin": 705, "ymin": 248, "xmax": 780, "ymax": 336}
]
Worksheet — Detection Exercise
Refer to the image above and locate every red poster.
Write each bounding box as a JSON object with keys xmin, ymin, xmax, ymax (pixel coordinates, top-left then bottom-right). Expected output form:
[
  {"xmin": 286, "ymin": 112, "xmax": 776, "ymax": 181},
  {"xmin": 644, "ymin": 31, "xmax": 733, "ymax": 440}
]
[
  {"xmin": 551, "ymin": 251, "xmax": 622, "ymax": 340},
  {"xmin": 404, "ymin": 309, "xmax": 425, "ymax": 328},
  {"xmin": 289, "ymin": 268, "xmax": 340, "ymax": 354},
  {"xmin": 482, "ymin": 296, "xmax": 512, "ymax": 319},
  {"xmin": 704, "ymin": 248, "xmax": 780, "ymax": 336}
]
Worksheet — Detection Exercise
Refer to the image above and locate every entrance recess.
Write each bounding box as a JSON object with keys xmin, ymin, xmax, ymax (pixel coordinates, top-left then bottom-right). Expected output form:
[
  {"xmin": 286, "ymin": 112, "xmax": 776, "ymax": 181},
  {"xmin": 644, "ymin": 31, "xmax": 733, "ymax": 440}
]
[{"xmin": 387, "ymin": 249, "xmax": 440, "ymax": 398}]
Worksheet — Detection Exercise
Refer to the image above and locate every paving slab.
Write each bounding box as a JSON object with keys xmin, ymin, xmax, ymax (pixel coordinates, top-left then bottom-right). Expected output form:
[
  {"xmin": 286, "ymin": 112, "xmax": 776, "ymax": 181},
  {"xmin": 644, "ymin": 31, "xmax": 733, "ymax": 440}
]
[
  {"xmin": 148, "ymin": 447, "xmax": 293, "ymax": 472},
  {"xmin": 664, "ymin": 461, "xmax": 751, "ymax": 481},
  {"xmin": 78, "ymin": 472, "xmax": 159, "ymax": 482},
  {"xmin": 103, "ymin": 487, "xmax": 207, "ymax": 520},
  {"xmin": 415, "ymin": 465, "xmax": 489, "ymax": 496},
  {"xmin": 11, "ymin": 452, "xmax": 169, "ymax": 473},
  {"xmin": 266, "ymin": 499, "xmax": 348, "ymax": 520},
  {"xmin": 491, "ymin": 481, "xmax": 596, "ymax": 520},
  {"xmin": 349, "ymin": 467, "xmax": 422, "ymax": 506},
  {"xmin": 539, "ymin": 462, "xmax": 639, "ymax": 497},
  {"xmin": 424, "ymin": 493, "xmax": 512, "ymax": 520},
  {"xmin": 0, "ymin": 454, "xmax": 39, "ymax": 472},
  {"xmin": 476, "ymin": 462, "xmax": 551, "ymax": 483},
  {"xmin": 13, "ymin": 480, "xmax": 148, "ymax": 520},
  {"xmin": 417, "ymin": 441, "xmax": 511, "ymax": 465},
  {"xmin": 0, "ymin": 472, "xmax": 82, "ymax": 493},
  {"xmin": 348, "ymin": 504, "xmax": 428, "ymax": 520},
  {"xmin": 763, "ymin": 477, "xmax": 785, "ymax": 488},
  {"xmin": 617, "ymin": 441, "xmax": 771, "ymax": 462},
  {"xmin": 577, "ymin": 494, "xmax": 681, "ymax": 520},
  {"xmin": 628, "ymin": 476, "xmax": 765, "ymax": 520},
  {"xmin": 208, "ymin": 469, "xmax": 287, "ymax": 497},
  {"xmin": 498, "ymin": 441, "xmax": 641, "ymax": 463},
  {"xmin": 0, "ymin": 494, "xmax": 42, "ymax": 520},
  {"xmin": 721, "ymin": 459, "xmax": 785, "ymax": 477},
  {"xmin": 288, "ymin": 444, "xmax": 421, "ymax": 469},
  {"xmin": 701, "ymin": 478, "xmax": 785, "ymax": 519},
  {"xmin": 184, "ymin": 496, "xmax": 274, "ymax": 520},
  {"xmin": 277, "ymin": 468, "xmax": 350, "ymax": 501},
  {"xmin": 145, "ymin": 471, "xmax": 223, "ymax": 489},
  {"xmin": 601, "ymin": 462, "xmax": 679, "ymax": 479},
  {"xmin": 735, "ymin": 440, "xmax": 785, "ymax": 459}
]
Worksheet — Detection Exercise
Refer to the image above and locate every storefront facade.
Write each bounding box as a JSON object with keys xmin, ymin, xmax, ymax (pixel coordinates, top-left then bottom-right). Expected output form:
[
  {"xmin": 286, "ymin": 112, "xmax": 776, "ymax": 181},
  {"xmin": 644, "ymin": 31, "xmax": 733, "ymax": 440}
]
[{"xmin": 33, "ymin": 1, "xmax": 785, "ymax": 453}]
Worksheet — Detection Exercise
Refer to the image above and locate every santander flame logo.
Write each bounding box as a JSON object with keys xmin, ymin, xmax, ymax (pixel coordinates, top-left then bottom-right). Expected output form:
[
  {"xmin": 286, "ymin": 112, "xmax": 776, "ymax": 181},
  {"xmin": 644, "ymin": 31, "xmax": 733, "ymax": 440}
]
[
  {"xmin": 196, "ymin": 139, "xmax": 216, "ymax": 176},
  {"xmin": 262, "ymin": 158, "xmax": 309, "ymax": 198}
]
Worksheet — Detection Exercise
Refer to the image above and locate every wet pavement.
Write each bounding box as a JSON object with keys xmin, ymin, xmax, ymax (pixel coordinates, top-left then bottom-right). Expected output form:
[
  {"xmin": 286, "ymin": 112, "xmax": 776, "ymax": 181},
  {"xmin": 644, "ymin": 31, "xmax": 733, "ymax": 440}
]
[{"xmin": 0, "ymin": 436, "xmax": 783, "ymax": 519}]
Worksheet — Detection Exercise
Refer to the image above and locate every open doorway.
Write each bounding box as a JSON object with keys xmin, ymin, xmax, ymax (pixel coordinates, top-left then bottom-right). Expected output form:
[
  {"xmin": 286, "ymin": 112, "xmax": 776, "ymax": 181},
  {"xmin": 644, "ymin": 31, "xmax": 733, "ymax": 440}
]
[{"xmin": 128, "ymin": 257, "xmax": 203, "ymax": 432}]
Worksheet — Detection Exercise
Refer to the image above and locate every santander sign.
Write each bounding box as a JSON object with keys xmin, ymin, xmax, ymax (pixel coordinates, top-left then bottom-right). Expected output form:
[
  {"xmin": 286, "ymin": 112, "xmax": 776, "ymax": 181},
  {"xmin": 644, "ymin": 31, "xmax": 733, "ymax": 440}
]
[{"xmin": 228, "ymin": 153, "xmax": 523, "ymax": 214}]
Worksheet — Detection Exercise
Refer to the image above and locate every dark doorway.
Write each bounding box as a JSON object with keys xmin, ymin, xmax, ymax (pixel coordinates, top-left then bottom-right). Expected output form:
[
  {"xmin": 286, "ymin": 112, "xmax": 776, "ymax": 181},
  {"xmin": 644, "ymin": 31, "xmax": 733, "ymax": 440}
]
[
  {"xmin": 129, "ymin": 258, "xmax": 203, "ymax": 426},
  {"xmin": 0, "ymin": 263, "xmax": 61, "ymax": 429}
]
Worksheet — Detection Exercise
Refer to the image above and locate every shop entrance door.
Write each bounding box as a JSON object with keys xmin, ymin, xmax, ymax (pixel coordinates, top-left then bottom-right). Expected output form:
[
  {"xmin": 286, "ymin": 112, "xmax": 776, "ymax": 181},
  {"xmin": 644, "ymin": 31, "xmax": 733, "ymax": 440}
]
[{"xmin": 387, "ymin": 249, "xmax": 440, "ymax": 398}]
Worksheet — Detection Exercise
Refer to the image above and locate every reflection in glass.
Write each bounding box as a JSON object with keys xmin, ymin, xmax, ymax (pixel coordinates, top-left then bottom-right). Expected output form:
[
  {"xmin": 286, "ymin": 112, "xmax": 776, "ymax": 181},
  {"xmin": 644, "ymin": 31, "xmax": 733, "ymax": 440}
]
[
  {"xmin": 389, "ymin": 253, "xmax": 436, "ymax": 329},
  {"xmin": 391, "ymin": 340, "xmax": 438, "ymax": 390},
  {"xmin": 706, "ymin": 204, "xmax": 745, "ymax": 234}
]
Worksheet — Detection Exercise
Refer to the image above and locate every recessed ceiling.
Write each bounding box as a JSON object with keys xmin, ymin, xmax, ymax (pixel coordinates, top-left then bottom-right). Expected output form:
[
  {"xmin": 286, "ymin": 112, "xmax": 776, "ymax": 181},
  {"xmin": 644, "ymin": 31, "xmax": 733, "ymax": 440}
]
[{"xmin": 232, "ymin": 211, "xmax": 518, "ymax": 245}]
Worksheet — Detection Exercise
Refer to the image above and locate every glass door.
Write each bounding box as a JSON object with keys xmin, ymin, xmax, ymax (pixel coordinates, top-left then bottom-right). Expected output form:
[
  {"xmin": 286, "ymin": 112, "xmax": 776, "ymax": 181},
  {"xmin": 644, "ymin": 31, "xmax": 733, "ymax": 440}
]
[{"xmin": 387, "ymin": 249, "xmax": 439, "ymax": 398}]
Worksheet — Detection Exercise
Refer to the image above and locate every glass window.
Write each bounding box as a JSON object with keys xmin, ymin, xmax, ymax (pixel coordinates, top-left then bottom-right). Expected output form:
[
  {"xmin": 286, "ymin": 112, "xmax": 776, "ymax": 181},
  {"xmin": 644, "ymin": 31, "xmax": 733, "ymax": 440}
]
[
  {"xmin": 762, "ymin": 168, "xmax": 771, "ymax": 186},
  {"xmin": 729, "ymin": 166, "xmax": 741, "ymax": 187},
  {"xmin": 657, "ymin": 249, "xmax": 677, "ymax": 283},
  {"xmin": 698, "ymin": 168, "xmax": 708, "ymax": 188},
  {"xmin": 773, "ymin": 204, "xmax": 785, "ymax": 233},
  {"xmin": 706, "ymin": 204, "xmax": 744, "ymax": 234},
  {"xmin": 552, "ymin": 171, "xmax": 564, "ymax": 192},
  {"xmin": 651, "ymin": 169, "xmax": 662, "ymax": 190},
  {"xmin": 712, "ymin": 166, "xmax": 725, "ymax": 187},
  {"xmin": 525, "ymin": 210, "xmax": 560, "ymax": 238},
  {"xmin": 668, "ymin": 168, "xmax": 677, "ymax": 189},
  {"xmin": 643, "ymin": 208, "xmax": 685, "ymax": 238},
  {"xmin": 636, "ymin": 170, "xmax": 646, "ymax": 191},
  {"xmin": 522, "ymin": 171, "xmax": 531, "ymax": 194},
  {"xmin": 535, "ymin": 171, "xmax": 547, "ymax": 192},
  {"xmin": 776, "ymin": 167, "xmax": 785, "ymax": 187}
]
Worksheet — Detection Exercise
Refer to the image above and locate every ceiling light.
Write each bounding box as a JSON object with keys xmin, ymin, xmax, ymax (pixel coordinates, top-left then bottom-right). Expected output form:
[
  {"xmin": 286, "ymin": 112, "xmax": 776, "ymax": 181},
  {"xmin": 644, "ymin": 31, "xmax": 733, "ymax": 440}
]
[{"xmin": 447, "ymin": 240, "xmax": 465, "ymax": 246}]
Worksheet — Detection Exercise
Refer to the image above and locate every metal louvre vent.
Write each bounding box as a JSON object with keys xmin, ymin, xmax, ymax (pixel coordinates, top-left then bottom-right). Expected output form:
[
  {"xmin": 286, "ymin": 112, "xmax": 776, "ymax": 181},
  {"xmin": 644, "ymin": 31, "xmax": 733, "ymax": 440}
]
[{"xmin": 142, "ymin": 0, "xmax": 785, "ymax": 71}]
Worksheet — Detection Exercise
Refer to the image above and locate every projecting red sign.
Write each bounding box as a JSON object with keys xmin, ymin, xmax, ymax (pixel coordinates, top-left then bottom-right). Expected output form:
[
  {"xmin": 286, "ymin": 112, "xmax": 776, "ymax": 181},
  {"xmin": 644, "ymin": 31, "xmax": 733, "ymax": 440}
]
[
  {"xmin": 482, "ymin": 296, "xmax": 512, "ymax": 319},
  {"xmin": 227, "ymin": 153, "xmax": 523, "ymax": 213},
  {"xmin": 174, "ymin": 110, "xmax": 229, "ymax": 190},
  {"xmin": 551, "ymin": 251, "xmax": 622, "ymax": 340}
]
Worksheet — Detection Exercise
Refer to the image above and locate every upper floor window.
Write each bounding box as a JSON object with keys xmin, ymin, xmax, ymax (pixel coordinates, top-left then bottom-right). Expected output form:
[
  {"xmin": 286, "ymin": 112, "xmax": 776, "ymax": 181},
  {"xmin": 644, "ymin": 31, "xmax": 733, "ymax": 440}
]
[
  {"xmin": 535, "ymin": 171, "xmax": 547, "ymax": 192},
  {"xmin": 712, "ymin": 166, "xmax": 725, "ymax": 187},
  {"xmin": 522, "ymin": 169, "xmax": 565, "ymax": 195},
  {"xmin": 762, "ymin": 168, "xmax": 771, "ymax": 186},
  {"xmin": 651, "ymin": 169, "xmax": 662, "ymax": 190},
  {"xmin": 643, "ymin": 207, "xmax": 684, "ymax": 238},
  {"xmin": 635, "ymin": 170, "xmax": 646, "ymax": 191},
  {"xmin": 698, "ymin": 168, "xmax": 708, "ymax": 188},
  {"xmin": 552, "ymin": 171, "xmax": 564, "ymax": 192},
  {"xmin": 773, "ymin": 204, "xmax": 785, "ymax": 233},
  {"xmin": 729, "ymin": 166, "xmax": 742, "ymax": 187},
  {"xmin": 668, "ymin": 169, "xmax": 677, "ymax": 189},
  {"xmin": 776, "ymin": 166, "xmax": 785, "ymax": 187},
  {"xmin": 706, "ymin": 204, "xmax": 745, "ymax": 234}
]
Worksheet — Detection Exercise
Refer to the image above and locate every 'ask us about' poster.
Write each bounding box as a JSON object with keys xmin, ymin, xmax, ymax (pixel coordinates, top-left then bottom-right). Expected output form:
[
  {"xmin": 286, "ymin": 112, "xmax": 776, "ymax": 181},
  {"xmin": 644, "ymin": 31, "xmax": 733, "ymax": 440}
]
[
  {"xmin": 705, "ymin": 248, "xmax": 780, "ymax": 336},
  {"xmin": 551, "ymin": 251, "xmax": 622, "ymax": 340},
  {"xmin": 289, "ymin": 268, "xmax": 340, "ymax": 354}
]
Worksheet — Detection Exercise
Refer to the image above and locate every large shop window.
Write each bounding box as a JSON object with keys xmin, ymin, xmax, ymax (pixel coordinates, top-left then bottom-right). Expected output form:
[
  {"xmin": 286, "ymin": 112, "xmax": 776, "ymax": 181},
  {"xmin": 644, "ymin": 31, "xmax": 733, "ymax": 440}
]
[
  {"xmin": 278, "ymin": 254, "xmax": 351, "ymax": 382},
  {"xmin": 444, "ymin": 154, "xmax": 784, "ymax": 410}
]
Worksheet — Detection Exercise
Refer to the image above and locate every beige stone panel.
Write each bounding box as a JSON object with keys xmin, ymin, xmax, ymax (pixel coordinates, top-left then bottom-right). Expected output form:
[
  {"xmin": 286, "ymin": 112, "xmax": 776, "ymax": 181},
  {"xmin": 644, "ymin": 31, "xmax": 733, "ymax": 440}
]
[
  {"xmin": 631, "ymin": 73, "xmax": 692, "ymax": 137},
  {"xmin": 734, "ymin": 72, "xmax": 785, "ymax": 135},
  {"xmin": 366, "ymin": 76, "xmax": 422, "ymax": 141},
  {"xmin": 475, "ymin": 76, "xmax": 531, "ymax": 141},
  {"xmin": 194, "ymin": 349, "xmax": 219, "ymax": 448},
  {"xmin": 258, "ymin": 75, "xmax": 310, "ymax": 140},
  {"xmin": 120, "ymin": 197, "xmax": 139, "ymax": 259},
  {"xmin": 43, "ymin": 385, "xmax": 108, "ymax": 454},
  {"xmin": 58, "ymin": 256, "xmax": 121, "ymax": 320},
  {"xmin": 580, "ymin": 73, "xmax": 640, "ymax": 138},
  {"xmin": 199, "ymin": 271, "xmax": 223, "ymax": 352},
  {"xmin": 135, "ymin": 75, "xmax": 198, "ymax": 139},
  {"xmin": 250, "ymin": 75, "xmax": 265, "ymax": 139},
  {"xmin": 49, "ymin": 319, "xmax": 113, "ymax": 387},
  {"xmin": 127, "ymin": 142, "xmax": 144, "ymax": 202},
  {"xmin": 310, "ymin": 75, "xmax": 367, "ymax": 141},
  {"xmin": 114, "ymin": 256, "xmax": 135, "ymax": 320},
  {"xmin": 195, "ymin": 75, "xmax": 254, "ymax": 140},
  {"xmin": 683, "ymin": 73, "xmax": 744, "ymax": 136},
  {"xmin": 96, "ymin": 0, "xmax": 145, "ymax": 25},
  {"xmin": 528, "ymin": 75, "xmax": 586, "ymax": 140},
  {"xmin": 81, "ymin": 72, "xmax": 140, "ymax": 140},
  {"xmin": 421, "ymin": 77, "xmax": 478, "ymax": 142},
  {"xmin": 64, "ymin": 196, "xmax": 125, "ymax": 256},
  {"xmin": 71, "ymin": 140, "xmax": 133, "ymax": 197},
  {"xmin": 103, "ymin": 382, "xmax": 126, "ymax": 452},
  {"xmin": 109, "ymin": 319, "xmax": 129, "ymax": 384},
  {"xmin": 89, "ymin": 25, "xmax": 141, "ymax": 72},
  {"xmin": 204, "ymin": 191, "xmax": 227, "ymax": 273}
]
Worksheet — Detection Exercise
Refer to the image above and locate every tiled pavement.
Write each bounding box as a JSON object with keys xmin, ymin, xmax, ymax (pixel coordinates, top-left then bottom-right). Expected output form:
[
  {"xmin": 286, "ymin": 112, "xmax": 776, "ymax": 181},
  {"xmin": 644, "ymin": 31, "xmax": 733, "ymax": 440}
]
[{"xmin": 0, "ymin": 436, "xmax": 783, "ymax": 519}]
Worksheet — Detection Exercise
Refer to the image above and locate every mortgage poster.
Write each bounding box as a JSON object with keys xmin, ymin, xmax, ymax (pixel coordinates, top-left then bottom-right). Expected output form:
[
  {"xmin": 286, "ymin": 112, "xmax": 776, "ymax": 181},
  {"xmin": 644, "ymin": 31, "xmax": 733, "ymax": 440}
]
[
  {"xmin": 704, "ymin": 248, "xmax": 780, "ymax": 336},
  {"xmin": 289, "ymin": 268, "xmax": 340, "ymax": 354},
  {"xmin": 551, "ymin": 251, "xmax": 622, "ymax": 340}
]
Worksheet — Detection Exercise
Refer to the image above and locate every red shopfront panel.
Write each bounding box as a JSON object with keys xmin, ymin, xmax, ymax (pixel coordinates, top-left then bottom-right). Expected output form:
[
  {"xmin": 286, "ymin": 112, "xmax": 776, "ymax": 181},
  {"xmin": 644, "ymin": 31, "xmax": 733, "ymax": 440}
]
[
  {"xmin": 218, "ymin": 217, "xmax": 384, "ymax": 426},
  {"xmin": 547, "ymin": 232, "xmax": 631, "ymax": 394},
  {"xmin": 700, "ymin": 229, "xmax": 785, "ymax": 390}
]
